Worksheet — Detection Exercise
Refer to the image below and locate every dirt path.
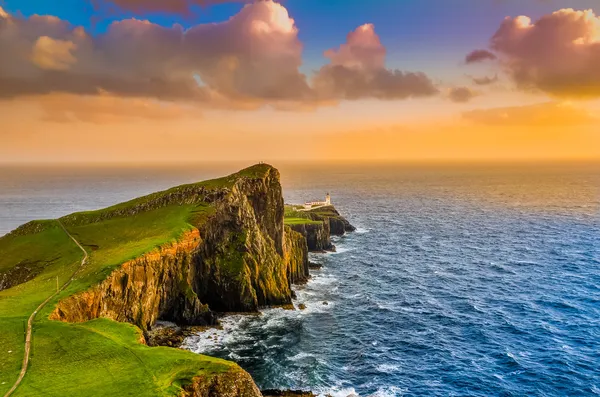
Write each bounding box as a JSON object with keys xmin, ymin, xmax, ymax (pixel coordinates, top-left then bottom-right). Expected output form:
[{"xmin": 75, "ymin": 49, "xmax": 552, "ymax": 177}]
[{"xmin": 3, "ymin": 221, "xmax": 87, "ymax": 397}]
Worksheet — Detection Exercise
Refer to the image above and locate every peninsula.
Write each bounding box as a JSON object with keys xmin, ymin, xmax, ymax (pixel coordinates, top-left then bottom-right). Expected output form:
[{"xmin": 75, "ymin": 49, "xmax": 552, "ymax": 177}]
[{"xmin": 0, "ymin": 164, "xmax": 353, "ymax": 397}]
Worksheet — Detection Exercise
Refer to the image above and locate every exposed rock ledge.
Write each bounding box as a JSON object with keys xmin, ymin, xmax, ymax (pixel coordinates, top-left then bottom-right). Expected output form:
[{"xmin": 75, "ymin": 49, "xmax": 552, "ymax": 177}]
[{"xmin": 287, "ymin": 206, "xmax": 355, "ymax": 252}]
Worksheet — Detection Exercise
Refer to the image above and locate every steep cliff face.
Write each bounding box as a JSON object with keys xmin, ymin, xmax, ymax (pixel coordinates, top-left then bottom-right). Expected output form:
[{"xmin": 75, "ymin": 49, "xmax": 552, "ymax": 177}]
[
  {"xmin": 287, "ymin": 222, "xmax": 333, "ymax": 252},
  {"xmin": 304, "ymin": 206, "xmax": 356, "ymax": 236},
  {"xmin": 283, "ymin": 226, "xmax": 310, "ymax": 285},
  {"xmin": 285, "ymin": 205, "xmax": 355, "ymax": 252},
  {"xmin": 50, "ymin": 230, "xmax": 213, "ymax": 329},
  {"xmin": 51, "ymin": 165, "xmax": 307, "ymax": 330},
  {"xmin": 190, "ymin": 170, "xmax": 291, "ymax": 312}
]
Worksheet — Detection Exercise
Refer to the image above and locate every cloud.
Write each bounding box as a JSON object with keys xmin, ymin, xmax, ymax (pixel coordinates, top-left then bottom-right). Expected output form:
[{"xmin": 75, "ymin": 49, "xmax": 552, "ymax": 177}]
[
  {"xmin": 462, "ymin": 102, "xmax": 597, "ymax": 126},
  {"xmin": 31, "ymin": 36, "xmax": 78, "ymax": 70},
  {"xmin": 479, "ymin": 9, "xmax": 600, "ymax": 98},
  {"xmin": 471, "ymin": 75, "xmax": 498, "ymax": 86},
  {"xmin": 448, "ymin": 86, "xmax": 477, "ymax": 103},
  {"xmin": 96, "ymin": 0, "xmax": 245, "ymax": 15},
  {"xmin": 0, "ymin": 3, "xmax": 437, "ymax": 112},
  {"xmin": 465, "ymin": 49, "xmax": 497, "ymax": 64},
  {"xmin": 313, "ymin": 24, "xmax": 438, "ymax": 100},
  {"xmin": 0, "ymin": 1, "xmax": 309, "ymax": 106}
]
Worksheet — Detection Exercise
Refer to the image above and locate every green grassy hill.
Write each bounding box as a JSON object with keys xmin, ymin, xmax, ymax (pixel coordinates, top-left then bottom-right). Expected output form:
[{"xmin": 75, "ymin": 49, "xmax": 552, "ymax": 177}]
[
  {"xmin": 283, "ymin": 206, "xmax": 323, "ymax": 226},
  {"xmin": 0, "ymin": 165, "xmax": 274, "ymax": 397}
]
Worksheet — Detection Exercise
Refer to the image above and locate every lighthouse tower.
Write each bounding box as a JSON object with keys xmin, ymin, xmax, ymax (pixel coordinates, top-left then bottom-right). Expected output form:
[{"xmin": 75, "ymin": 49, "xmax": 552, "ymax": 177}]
[{"xmin": 325, "ymin": 193, "xmax": 331, "ymax": 205}]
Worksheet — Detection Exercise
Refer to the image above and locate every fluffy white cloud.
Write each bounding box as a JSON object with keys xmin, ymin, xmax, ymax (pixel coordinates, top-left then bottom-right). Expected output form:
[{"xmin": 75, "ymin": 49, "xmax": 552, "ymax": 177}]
[
  {"xmin": 0, "ymin": 3, "xmax": 438, "ymax": 110},
  {"xmin": 314, "ymin": 24, "xmax": 438, "ymax": 100},
  {"xmin": 31, "ymin": 36, "xmax": 78, "ymax": 70},
  {"xmin": 0, "ymin": 2, "xmax": 308, "ymax": 105},
  {"xmin": 471, "ymin": 8, "xmax": 600, "ymax": 98}
]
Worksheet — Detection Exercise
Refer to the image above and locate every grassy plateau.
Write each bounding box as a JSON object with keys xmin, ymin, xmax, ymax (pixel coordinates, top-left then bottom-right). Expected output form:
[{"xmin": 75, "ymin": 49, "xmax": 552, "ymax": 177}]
[{"xmin": 0, "ymin": 165, "xmax": 274, "ymax": 397}]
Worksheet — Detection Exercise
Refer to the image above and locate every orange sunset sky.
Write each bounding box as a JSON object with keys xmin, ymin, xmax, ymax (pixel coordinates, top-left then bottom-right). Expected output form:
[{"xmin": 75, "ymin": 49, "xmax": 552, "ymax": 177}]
[{"xmin": 1, "ymin": 1, "xmax": 600, "ymax": 163}]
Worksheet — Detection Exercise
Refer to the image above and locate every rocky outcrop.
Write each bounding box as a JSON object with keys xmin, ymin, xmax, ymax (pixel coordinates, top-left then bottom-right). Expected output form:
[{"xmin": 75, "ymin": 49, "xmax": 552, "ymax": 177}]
[
  {"xmin": 182, "ymin": 369, "xmax": 262, "ymax": 397},
  {"xmin": 283, "ymin": 226, "xmax": 309, "ymax": 285},
  {"xmin": 303, "ymin": 206, "xmax": 355, "ymax": 236},
  {"xmin": 286, "ymin": 205, "xmax": 355, "ymax": 252},
  {"xmin": 51, "ymin": 165, "xmax": 308, "ymax": 330},
  {"xmin": 287, "ymin": 222, "xmax": 333, "ymax": 252},
  {"xmin": 190, "ymin": 171, "xmax": 291, "ymax": 313},
  {"xmin": 50, "ymin": 229, "xmax": 214, "ymax": 328}
]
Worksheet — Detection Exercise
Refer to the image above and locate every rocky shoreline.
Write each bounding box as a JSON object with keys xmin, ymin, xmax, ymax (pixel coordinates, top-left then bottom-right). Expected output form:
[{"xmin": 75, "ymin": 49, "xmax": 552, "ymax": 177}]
[{"xmin": 146, "ymin": 203, "xmax": 355, "ymax": 395}]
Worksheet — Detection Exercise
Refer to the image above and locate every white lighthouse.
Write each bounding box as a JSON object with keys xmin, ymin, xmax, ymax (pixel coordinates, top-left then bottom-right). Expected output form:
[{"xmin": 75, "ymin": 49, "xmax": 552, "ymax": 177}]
[{"xmin": 303, "ymin": 193, "xmax": 332, "ymax": 209}]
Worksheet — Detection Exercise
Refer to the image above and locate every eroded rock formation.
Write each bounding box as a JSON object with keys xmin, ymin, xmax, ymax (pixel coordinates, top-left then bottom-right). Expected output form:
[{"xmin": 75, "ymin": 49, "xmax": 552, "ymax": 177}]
[{"xmin": 51, "ymin": 166, "xmax": 309, "ymax": 331}]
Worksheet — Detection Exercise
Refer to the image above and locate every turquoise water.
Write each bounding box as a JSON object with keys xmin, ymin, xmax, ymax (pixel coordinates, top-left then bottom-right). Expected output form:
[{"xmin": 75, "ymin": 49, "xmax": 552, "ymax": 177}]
[{"xmin": 1, "ymin": 162, "xmax": 599, "ymax": 396}]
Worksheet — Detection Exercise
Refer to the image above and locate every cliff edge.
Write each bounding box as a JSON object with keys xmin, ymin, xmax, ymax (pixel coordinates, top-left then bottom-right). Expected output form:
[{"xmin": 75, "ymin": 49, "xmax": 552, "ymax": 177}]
[
  {"xmin": 284, "ymin": 205, "xmax": 355, "ymax": 252},
  {"xmin": 0, "ymin": 164, "xmax": 311, "ymax": 397}
]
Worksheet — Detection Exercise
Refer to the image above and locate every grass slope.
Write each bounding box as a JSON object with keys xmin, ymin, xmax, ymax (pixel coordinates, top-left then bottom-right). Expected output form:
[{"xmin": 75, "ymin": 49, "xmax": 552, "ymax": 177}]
[
  {"xmin": 0, "ymin": 165, "xmax": 272, "ymax": 396},
  {"xmin": 283, "ymin": 206, "xmax": 323, "ymax": 226}
]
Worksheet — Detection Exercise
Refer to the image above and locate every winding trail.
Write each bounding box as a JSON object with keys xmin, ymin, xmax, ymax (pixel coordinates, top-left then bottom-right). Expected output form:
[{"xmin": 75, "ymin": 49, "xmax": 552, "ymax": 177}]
[{"xmin": 3, "ymin": 220, "xmax": 87, "ymax": 397}]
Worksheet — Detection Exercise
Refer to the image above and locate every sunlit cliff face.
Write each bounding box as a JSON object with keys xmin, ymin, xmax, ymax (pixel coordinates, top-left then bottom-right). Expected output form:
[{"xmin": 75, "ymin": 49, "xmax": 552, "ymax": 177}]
[{"xmin": 0, "ymin": 1, "xmax": 599, "ymax": 163}]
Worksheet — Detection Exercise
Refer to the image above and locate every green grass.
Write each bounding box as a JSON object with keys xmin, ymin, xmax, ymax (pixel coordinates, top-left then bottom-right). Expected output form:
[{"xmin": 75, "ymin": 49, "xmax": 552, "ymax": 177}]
[
  {"xmin": 13, "ymin": 319, "xmax": 233, "ymax": 397},
  {"xmin": 283, "ymin": 205, "xmax": 323, "ymax": 226},
  {"xmin": 283, "ymin": 217, "xmax": 322, "ymax": 226},
  {"xmin": 62, "ymin": 204, "xmax": 211, "ymax": 295},
  {"xmin": 0, "ymin": 221, "xmax": 83, "ymax": 390},
  {"xmin": 0, "ymin": 164, "xmax": 272, "ymax": 396}
]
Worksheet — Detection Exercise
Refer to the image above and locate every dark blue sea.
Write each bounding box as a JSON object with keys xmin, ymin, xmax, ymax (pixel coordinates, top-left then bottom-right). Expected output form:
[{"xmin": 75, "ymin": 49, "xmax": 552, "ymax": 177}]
[{"xmin": 1, "ymin": 162, "xmax": 599, "ymax": 396}]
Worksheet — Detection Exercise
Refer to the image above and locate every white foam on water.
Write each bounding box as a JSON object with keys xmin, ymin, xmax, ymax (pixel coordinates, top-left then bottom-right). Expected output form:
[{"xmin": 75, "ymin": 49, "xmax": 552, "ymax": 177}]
[
  {"xmin": 327, "ymin": 246, "xmax": 352, "ymax": 255},
  {"xmin": 376, "ymin": 363, "xmax": 400, "ymax": 374},
  {"xmin": 354, "ymin": 227, "xmax": 370, "ymax": 234},
  {"xmin": 181, "ymin": 313, "xmax": 251, "ymax": 354},
  {"xmin": 316, "ymin": 386, "xmax": 359, "ymax": 397},
  {"xmin": 183, "ymin": 270, "xmax": 338, "ymax": 355},
  {"xmin": 369, "ymin": 386, "xmax": 406, "ymax": 397},
  {"xmin": 288, "ymin": 351, "xmax": 314, "ymax": 361}
]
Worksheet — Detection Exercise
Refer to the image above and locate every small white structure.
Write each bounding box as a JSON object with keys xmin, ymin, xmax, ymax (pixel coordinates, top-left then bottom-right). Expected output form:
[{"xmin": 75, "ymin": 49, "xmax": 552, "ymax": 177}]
[{"xmin": 304, "ymin": 193, "xmax": 331, "ymax": 209}]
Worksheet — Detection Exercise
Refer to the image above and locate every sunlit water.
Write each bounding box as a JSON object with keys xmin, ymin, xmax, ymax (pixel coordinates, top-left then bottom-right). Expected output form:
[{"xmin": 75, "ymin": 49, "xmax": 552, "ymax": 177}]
[{"xmin": 1, "ymin": 162, "xmax": 599, "ymax": 396}]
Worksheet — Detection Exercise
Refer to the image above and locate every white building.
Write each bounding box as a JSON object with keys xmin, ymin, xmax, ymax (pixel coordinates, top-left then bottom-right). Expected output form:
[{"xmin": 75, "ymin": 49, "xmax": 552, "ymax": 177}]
[{"xmin": 304, "ymin": 193, "xmax": 331, "ymax": 209}]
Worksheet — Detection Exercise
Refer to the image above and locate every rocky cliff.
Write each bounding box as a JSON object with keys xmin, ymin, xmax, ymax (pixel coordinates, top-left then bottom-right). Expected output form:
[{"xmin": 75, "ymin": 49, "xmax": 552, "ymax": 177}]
[
  {"xmin": 302, "ymin": 206, "xmax": 356, "ymax": 236},
  {"xmin": 182, "ymin": 369, "xmax": 262, "ymax": 397},
  {"xmin": 287, "ymin": 206, "xmax": 354, "ymax": 252},
  {"xmin": 287, "ymin": 222, "xmax": 333, "ymax": 252},
  {"xmin": 51, "ymin": 165, "xmax": 308, "ymax": 331},
  {"xmin": 45, "ymin": 165, "xmax": 318, "ymax": 396},
  {"xmin": 283, "ymin": 226, "xmax": 310, "ymax": 285},
  {"xmin": 39, "ymin": 165, "xmax": 357, "ymax": 397}
]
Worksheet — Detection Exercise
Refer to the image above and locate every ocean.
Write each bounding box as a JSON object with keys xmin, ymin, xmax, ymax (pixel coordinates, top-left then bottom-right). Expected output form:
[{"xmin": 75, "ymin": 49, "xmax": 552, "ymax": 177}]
[{"xmin": 1, "ymin": 162, "xmax": 599, "ymax": 396}]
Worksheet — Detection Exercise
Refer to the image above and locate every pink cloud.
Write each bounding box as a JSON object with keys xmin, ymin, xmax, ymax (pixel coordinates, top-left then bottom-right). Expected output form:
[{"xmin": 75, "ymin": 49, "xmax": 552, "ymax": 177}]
[
  {"xmin": 477, "ymin": 8, "xmax": 600, "ymax": 98},
  {"xmin": 0, "ymin": 3, "xmax": 438, "ymax": 110},
  {"xmin": 314, "ymin": 24, "xmax": 438, "ymax": 100},
  {"xmin": 0, "ymin": 2, "xmax": 308, "ymax": 105}
]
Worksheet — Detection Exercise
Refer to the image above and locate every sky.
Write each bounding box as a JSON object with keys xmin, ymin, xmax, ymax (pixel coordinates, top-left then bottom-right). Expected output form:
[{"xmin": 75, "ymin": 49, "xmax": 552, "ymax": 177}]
[{"xmin": 1, "ymin": 0, "xmax": 600, "ymax": 163}]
